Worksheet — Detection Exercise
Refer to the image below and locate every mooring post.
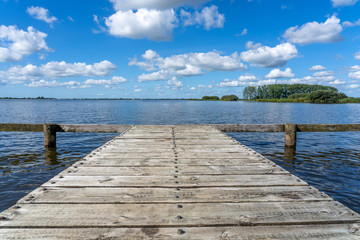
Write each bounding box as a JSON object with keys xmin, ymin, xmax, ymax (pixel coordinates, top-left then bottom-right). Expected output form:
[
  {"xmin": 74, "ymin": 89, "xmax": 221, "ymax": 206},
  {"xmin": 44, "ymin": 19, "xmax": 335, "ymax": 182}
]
[
  {"xmin": 285, "ymin": 123, "xmax": 297, "ymax": 147},
  {"xmin": 44, "ymin": 123, "xmax": 57, "ymax": 148}
]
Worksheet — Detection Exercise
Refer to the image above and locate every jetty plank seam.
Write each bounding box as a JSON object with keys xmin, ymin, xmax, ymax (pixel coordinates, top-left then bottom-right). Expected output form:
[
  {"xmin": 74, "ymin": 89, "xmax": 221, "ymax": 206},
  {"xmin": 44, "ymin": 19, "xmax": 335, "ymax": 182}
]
[{"xmin": 0, "ymin": 125, "xmax": 360, "ymax": 239}]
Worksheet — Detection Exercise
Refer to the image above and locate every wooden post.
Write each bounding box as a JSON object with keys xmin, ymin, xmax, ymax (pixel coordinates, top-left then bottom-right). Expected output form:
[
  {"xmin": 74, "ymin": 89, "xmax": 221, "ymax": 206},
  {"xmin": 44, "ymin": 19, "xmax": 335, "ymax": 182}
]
[
  {"xmin": 285, "ymin": 123, "xmax": 297, "ymax": 147},
  {"xmin": 44, "ymin": 123, "xmax": 57, "ymax": 148}
]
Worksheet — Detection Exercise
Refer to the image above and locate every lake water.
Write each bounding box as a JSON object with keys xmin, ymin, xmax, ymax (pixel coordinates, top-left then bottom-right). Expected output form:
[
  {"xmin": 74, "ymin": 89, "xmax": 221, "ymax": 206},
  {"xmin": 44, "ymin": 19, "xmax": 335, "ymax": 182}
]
[{"xmin": 0, "ymin": 99, "xmax": 359, "ymax": 213}]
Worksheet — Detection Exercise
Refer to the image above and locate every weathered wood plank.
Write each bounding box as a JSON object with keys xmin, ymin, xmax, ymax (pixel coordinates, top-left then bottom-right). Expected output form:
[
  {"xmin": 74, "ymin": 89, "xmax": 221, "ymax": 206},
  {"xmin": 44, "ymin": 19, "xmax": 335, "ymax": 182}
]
[
  {"xmin": 90, "ymin": 152, "xmax": 175, "ymax": 158},
  {"xmin": 0, "ymin": 123, "xmax": 43, "ymax": 132},
  {"xmin": 80, "ymin": 158, "xmax": 177, "ymax": 167},
  {"xmin": 99, "ymin": 147, "xmax": 251, "ymax": 153},
  {"xmin": 19, "ymin": 186, "xmax": 331, "ymax": 204},
  {"xmin": 297, "ymin": 124, "xmax": 360, "ymax": 132},
  {"xmin": 102, "ymin": 145, "xmax": 244, "ymax": 149},
  {"xmin": 89, "ymin": 153, "xmax": 269, "ymax": 159},
  {"xmin": 42, "ymin": 175, "xmax": 307, "ymax": 187},
  {"xmin": 1, "ymin": 225, "xmax": 360, "ymax": 240},
  {"xmin": 88, "ymin": 155, "xmax": 266, "ymax": 160},
  {"xmin": 64, "ymin": 165, "xmax": 286, "ymax": 176},
  {"xmin": 57, "ymin": 124, "xmax": 132, "ymax": 133},
  {"xmin": 1, "ymin": 202, "xmax": 358, "ymax": 227},
  {"xmin": 2, "ymin": 123, "xmax": 360, "ymax": 133},
  {"xmin": 211, "ymin": 124, "xmax": 285, "ymax": 132},
  {"xmin": 80, "ymin": 158, "xmax": 271, "ymax": 167}
]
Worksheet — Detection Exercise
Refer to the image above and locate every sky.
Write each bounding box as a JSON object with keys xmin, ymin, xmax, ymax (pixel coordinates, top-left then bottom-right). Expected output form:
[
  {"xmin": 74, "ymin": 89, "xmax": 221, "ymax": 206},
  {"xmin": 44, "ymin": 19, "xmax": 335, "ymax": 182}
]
[{"xmin": 1, "ymin": 0, "xmax": 360, "ymax": 99}]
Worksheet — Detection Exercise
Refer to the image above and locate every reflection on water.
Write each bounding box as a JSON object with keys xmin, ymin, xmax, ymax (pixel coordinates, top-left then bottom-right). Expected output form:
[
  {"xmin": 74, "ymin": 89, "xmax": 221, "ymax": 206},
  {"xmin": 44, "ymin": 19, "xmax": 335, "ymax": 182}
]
[
  {"xmin": 44, "ymin": 148, "xmax": 59, "ymax": 165},
  {"xmin": 0, "ymin": 100, "xmax": 360, "ymax": 213},
  {"xmin": 284, "ymin": 146, "xmax": 296, "ymax": 160}
]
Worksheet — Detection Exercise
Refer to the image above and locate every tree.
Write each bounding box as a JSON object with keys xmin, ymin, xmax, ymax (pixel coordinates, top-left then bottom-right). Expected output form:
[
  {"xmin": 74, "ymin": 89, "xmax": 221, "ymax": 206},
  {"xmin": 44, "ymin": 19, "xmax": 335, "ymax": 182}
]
[
  {"xmin": 202, "ymin": 96, "xmax": 220, "ymax": 101},
  {"xmin": 307, "ymin": 90, "xmax": 346, "ymax": 103},
  {"xmin": 288, "ymin": 93, "xmax": 308, "ymax": 99},
  {"xmin": 243, "ymin": 84, "xmax": 339, "ymax": 100},
  {"xmin": 243, "ymin": 86, "xmax": 256, "ymax": 99},
  {"xmin": 221, "ymin": 95, "xmax": 238, "ymax": 101}
]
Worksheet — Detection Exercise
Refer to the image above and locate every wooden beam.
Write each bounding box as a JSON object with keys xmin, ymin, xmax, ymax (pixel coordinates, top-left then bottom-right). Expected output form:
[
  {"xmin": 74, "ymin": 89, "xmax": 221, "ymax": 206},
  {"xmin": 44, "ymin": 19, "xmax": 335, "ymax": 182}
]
[
  {"xmin": 1, "ymin": 123, "xmax": 360, "ymax": 133},
  {"xmin": 0, "ymin": 225, "xmax": 359, "ymax": 240},
  {"xmin": 57, "ymin": 124, "xmax": 132, "ymax": 133},
  {"xmin": 211, "ymin": 124, "xmax": 285, "ymax": 132},
  {"xmin": 297, "ymin": 124, "xmax": 360, "ymax": 132},
  {"xmin": 0, "ymin": 123, "xmax": 43, "ymax": 132}
]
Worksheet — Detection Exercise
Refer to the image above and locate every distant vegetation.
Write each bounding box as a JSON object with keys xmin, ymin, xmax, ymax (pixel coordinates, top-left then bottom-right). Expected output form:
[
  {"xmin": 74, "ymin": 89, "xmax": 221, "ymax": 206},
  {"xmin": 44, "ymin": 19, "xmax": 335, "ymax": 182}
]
[
  {"xmin": 192, "ymin": 95, "xmax": 239, "ymax": 101},
  {"xmin": 243, "ymin": 84, "xmax": 338, "ymax": 100},
  {"xmin": 202, "ymin": 96, "xmax": 220, "ymax": 101},
  {"xmin": 0, "ymin": 96, "xmax": 55, "ymax": 100},
  {"xmin": 193, "ymin": 84, "xmax": 360, "ymax": 103},
  {"xmin": 242, "ymin": 84, "xmax": 360, "ymax": 104},
  {"xmin": 339, "ymin": 97, "xmax": 360, "ymax": 103},
  {"xmin": 221, "ymin": 95, "xmax": 238, "ymax": 101}
]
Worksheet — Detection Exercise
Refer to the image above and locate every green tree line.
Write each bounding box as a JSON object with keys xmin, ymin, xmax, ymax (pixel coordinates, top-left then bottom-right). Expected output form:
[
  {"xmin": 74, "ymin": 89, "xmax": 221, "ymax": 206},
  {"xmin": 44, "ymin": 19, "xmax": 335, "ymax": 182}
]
[
  {"xmin": 243, "ymin": 84, "xmax": 338, "ymax": 100},
  {"xmin": 242, "ymin": 84, "xmax": 354, "ymax": 103},
  {"xmin": 201, "ymin": 95, "xmax": 238, "ymax": 101}
]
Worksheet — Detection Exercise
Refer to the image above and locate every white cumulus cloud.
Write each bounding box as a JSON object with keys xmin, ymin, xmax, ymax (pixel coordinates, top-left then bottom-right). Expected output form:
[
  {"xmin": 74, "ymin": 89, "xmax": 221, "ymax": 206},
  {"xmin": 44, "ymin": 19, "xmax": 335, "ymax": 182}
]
[
  {"xmin": 342, "ymin": 18, "xmax": 360, "ymax": 27},
  {"xmin": 26, "ymin": 6, "xmax": 58, "ymax": 26},
  {"xmin": 84, "ymin": 76, "xmax": 127, "ymax": 85},
  {"xmin": 0, "ymin": 25, "xmax": 49, "ymax": 62},
  {"xmin": 348, "ymin": 84, "xmax": 360, "ymax": 88},
  {"xmin": 350, "ymin": 65, "xmax": 360, "ymax": 71},
  {"xmin": 354, "ymin": 51, "xmax": 360, "ymax": 60},
  {"xmin": 245, "ymin": 41, "xmax": 263, "ymax": 50},
  {"xmin": 105, "ymin": 0, "xmax": 224, "ymax": 41},
  {"xmin": 278, "ymin": 74, "xmax": 340, "ymax": 85},
  {"xmin": 313, "ymin": 71, "xmax": 334, "ymax": 77},
  {"xmin": 329, "ymin": 79, "xmax": 346, "ymax": 85},
  {"xmin": 26, "ymin": 80, "xmax": 80, "ymax": 88},
  {"xmin": 131, "ymin": 50, "xmax": 247, "ymax": 81},
  {"xmin": 309, "ymin": 65, "xmax": 327, "ymax": 71},
  {"xmin": 331, "ymin": 0, "xmax": 359, "ymax": 7},
  {"xmin": 176, "ymin": 65, "xmax": 202, "ymax": 77},
  {"xmin": 240, "ymin": 42, "xmax": 298, "ymax": 68},
  {"xmin": 138, "ymin": 70, "xmax": 171, "ymax": 82},
  {"xmin": 105, "ymin": 8, "xmax": 176, "ymax": 41},
  {"xmin": 349, "ymin": 71, "xmax": 360, "ymax": 79},
  {"xmin": 168, "ymin": 76, "xmax": 183, "ymax": 88},
  {"xmin": 265, "ymin": 68, "xmax": 294, "ymax": 79},
  {"xmin": 0, "ymin": 60, "xmax": 116, "ymax": 83},
  {"xmin": 283, "ymin": 15, "xmax": 343, "ymax": 45},
  {"xmin": 219, "ymin": 74, "xmax": 258, "ymax": 87},
  {"xmin": 109, "ymin": 0, "xmax": 211, "ymax": 11},
  {"xmin": 240, "ymin": 28, "xmax": 248, "ymax": 36},
  {"xmin": 181, "ymin": 5, "xmax": 225, "ymax": 30}
]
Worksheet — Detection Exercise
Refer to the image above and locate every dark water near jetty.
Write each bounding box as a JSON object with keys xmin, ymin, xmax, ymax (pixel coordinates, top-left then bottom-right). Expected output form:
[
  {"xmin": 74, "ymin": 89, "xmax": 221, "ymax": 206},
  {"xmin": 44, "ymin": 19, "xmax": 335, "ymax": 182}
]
[{"xmin": 0, "ymin": 99, "xmax": 359, "ymax": 212}]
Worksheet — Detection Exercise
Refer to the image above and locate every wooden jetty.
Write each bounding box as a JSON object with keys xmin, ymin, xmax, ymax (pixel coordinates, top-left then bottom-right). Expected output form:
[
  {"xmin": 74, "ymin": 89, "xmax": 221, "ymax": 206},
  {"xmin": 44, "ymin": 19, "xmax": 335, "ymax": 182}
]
[{"xmin": 1, "ymin": 125, "xmax": 360, "ymax": 239}]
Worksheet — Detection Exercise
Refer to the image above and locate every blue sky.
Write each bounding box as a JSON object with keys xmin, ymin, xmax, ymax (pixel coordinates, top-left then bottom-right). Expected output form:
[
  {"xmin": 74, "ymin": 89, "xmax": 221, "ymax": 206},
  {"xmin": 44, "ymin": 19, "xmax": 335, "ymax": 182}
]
[{"xmin": 1, "ymin": 0, "xmax": 360, "ymax": 98}]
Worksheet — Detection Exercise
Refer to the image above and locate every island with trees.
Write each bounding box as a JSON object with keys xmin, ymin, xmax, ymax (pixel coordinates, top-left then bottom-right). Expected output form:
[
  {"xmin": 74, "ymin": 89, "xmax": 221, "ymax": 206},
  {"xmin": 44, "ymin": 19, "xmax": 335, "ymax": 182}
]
[
  {"xmin": 242, "ymin": 84, "xmax": 360, "ymax": 103},
  {"xmin": 193, "ymin": 84, "xmax": 360, "ymax": 103}
]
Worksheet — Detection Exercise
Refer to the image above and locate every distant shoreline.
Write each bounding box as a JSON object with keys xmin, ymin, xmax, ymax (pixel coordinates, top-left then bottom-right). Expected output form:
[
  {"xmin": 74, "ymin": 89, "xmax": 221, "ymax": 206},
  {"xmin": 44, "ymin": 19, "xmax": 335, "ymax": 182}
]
[
  {"xmin": 0, "ymin": 97, "xmax": 187, "ymax": 100},
  {"xmin": 1, "ymin": 98, "xmax": 360, "ymax": 103}
]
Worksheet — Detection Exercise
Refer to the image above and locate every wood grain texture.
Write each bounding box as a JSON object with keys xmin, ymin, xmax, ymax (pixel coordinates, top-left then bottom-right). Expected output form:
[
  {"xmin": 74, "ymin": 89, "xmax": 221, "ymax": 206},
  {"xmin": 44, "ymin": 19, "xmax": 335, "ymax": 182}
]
[
  {"xmin": 42, "ymin": 175, "xmax": 307, "ymax": 188},
  {"xmin": 18, "ymin": 186, "xmax": 331, "ymax": 204},
  {"xmin": 1, "ymin": 125, "xmax": 359, "ymax": 239},
  {"xmin": 65, "ymin": 165, "xmax": 286, "ymax": 176},
  {"xmin": 1, "ymin": 202, "xmax": 358, "ymax": 227},
  {"xmin": 0, "ymin": 123, "xmax": 43, "ymax": 132},
  {"xmin": 1, "ymin": 225, "xmax": 359, "ymax": 240}
]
